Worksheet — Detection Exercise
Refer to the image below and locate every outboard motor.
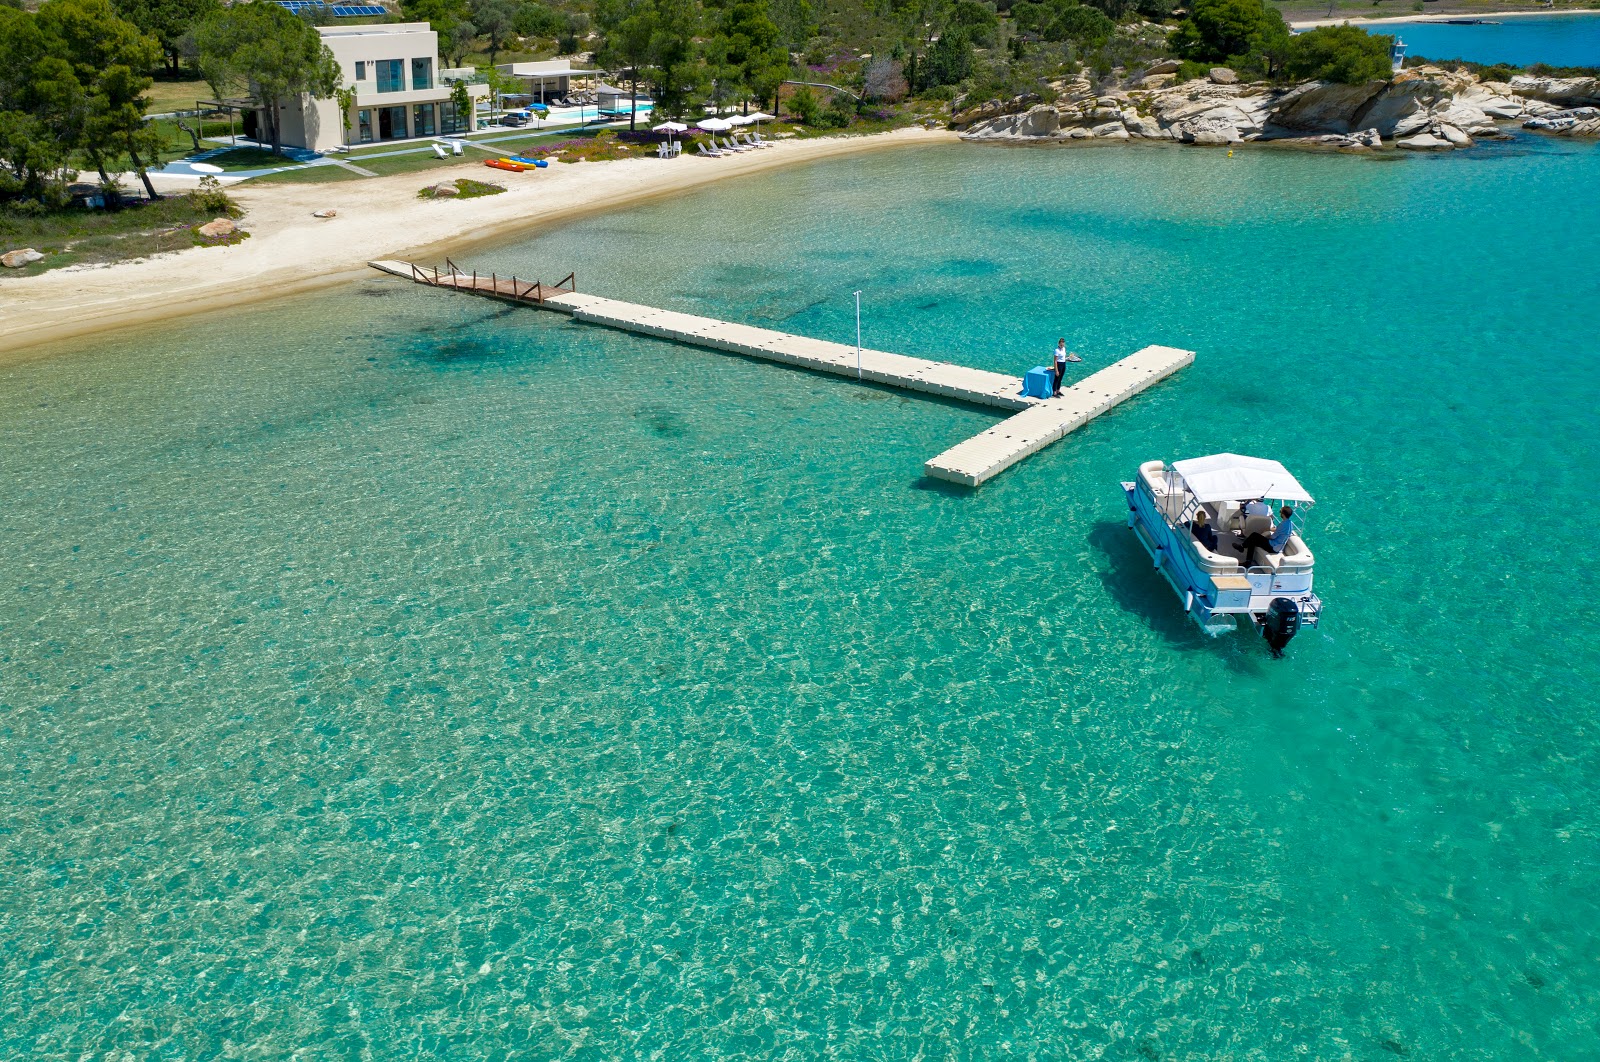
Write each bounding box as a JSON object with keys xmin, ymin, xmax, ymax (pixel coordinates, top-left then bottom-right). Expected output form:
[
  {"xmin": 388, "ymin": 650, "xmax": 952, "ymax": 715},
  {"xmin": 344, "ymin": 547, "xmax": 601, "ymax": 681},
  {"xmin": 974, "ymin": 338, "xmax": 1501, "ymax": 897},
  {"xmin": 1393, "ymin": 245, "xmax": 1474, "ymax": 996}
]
[{"xmin": 1261, "ymin": 597, "xmax": 1300, "ymax": 658}]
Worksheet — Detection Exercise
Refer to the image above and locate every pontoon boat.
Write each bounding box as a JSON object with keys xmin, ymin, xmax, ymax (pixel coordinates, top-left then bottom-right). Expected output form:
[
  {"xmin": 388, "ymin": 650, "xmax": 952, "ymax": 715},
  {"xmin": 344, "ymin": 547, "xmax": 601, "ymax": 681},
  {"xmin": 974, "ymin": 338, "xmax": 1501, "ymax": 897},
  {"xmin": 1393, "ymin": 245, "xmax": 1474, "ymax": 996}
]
[{"xmin": 1121, "ymin": 453, "xmax": 1322, "ymax": 655}]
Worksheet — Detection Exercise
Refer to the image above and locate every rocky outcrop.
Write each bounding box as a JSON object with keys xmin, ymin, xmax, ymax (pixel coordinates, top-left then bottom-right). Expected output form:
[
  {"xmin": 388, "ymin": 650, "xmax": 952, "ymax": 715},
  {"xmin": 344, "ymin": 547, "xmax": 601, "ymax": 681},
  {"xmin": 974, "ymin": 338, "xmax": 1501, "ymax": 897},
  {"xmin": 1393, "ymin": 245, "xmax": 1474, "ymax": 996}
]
[
  {"xmin": 1524, "ymin": 107, "xmax": 1600, "ymax": 137},
  {"xmin": 1, "ymin": 247, "xmax": 44, "ymax": 268},
  {"xmin": 1507, "ymin": 75, "xmax": 1600, "ymax": 108},
  {"xmin": 957, "ymin": 65, "xmax": 1595, "ymax": 150},
  {"xmin": 1269, "ymin": 80, "xmax": 1387, "ymax": 134},
  {"xmin": 951, "ymin": 93, "xmax": 1043, "ymax": 128},
  {"xmin": 196, "ymin": 218, "xmax": 236, "ymax": 238}
]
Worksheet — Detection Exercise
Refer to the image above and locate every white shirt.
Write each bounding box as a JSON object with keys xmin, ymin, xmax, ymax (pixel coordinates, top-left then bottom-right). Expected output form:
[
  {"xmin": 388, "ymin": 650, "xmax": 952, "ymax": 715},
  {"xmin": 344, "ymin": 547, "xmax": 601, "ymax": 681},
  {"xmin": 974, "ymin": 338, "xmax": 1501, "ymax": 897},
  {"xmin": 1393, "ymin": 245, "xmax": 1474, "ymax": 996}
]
[{"xmin": 1242, "ymin": 499, "xmax": 1270, "ymax": 518}]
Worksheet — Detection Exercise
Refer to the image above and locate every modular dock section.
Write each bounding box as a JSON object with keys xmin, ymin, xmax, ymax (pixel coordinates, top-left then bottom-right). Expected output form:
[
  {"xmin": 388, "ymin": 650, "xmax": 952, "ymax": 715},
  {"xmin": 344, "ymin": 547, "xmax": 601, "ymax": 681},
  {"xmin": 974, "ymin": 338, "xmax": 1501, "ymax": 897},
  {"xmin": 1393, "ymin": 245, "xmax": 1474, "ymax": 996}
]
[{"xmin": 369, "ymin": 260, "xmax": 1194, "ymax": 486}]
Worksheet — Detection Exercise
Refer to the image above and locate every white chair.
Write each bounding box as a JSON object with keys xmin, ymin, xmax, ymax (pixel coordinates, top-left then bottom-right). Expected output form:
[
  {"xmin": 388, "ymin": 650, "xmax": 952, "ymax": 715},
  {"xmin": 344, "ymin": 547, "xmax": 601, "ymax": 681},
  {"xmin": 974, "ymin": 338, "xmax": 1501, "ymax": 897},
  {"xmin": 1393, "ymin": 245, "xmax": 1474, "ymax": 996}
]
[
  {"xmin": 431, "ymin": 143, "xmax": 448, "ymax": 159},
  {"xmin": 451, "ymin": 140, "xmax": 464, "ymax": 156},
  {"xmin": 719, "ymin": 137, "xmax": 749, "ymax": 152},
  {"xmin": 697, "ymin": 142, "xmax": 723, "ymax": 158}
]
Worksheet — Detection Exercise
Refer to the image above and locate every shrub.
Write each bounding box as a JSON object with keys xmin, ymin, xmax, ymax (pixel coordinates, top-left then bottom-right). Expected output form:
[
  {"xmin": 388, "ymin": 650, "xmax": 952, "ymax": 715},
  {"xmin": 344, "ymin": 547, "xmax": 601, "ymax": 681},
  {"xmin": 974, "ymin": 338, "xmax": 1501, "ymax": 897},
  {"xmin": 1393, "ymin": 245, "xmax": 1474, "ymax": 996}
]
[
  {"xmin": 190, "ymin": 175, "xmax": 238, "ymax": 217},
  {"xmin": 1284, "ymin": 25, "xmax": 1395, "ymax": 84},
  {"xmin": 820, "ymin": 96, "xmax": 855, "ymax": 128},
  {"xmin": 864, "ymin": 57, "xmax": 908, "ymax": 102},
  {"xmin": 949, "ymin": 0, "xmax": 1001, "ymax": 46},
  {"xmin": 1170, "ymin": 0, "xmax": 1287, "ymax": 63},
  {"xmin": 788, "ymin": 85, "xmax": 822, "ymax": 124},
  {"xmin": 191, "ymin": 224, "xmax": 250, "ymax": 247},
  {"xmin": 920, "ymin": 27, "xmax": 975, "ymax": 89},
  {"xmin": 418, "ymin": 179, "xmax": 506, "ymax": 200}
]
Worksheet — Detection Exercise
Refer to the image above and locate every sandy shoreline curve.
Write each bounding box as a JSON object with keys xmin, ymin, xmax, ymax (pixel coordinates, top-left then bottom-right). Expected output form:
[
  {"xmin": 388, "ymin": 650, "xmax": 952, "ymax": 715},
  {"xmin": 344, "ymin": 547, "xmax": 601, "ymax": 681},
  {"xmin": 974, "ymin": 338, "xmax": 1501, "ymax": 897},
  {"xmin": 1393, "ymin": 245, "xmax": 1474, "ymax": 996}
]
[
  {"xmin": 0, "ymin": 126, "xmax": 956, "ymax": 359},
  {"xmin": 1291, "ymin": 7, "xmax": 1600, "ymax": 28}
]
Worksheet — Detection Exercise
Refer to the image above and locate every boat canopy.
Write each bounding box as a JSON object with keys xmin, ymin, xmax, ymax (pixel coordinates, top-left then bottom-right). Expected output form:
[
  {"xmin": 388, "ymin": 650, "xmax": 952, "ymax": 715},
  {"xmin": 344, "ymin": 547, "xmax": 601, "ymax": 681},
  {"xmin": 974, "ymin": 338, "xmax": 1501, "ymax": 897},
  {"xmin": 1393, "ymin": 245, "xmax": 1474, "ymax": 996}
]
[{"xmin": 1169, "ymin": 453, "xmax": 1315, "ymax": 505}]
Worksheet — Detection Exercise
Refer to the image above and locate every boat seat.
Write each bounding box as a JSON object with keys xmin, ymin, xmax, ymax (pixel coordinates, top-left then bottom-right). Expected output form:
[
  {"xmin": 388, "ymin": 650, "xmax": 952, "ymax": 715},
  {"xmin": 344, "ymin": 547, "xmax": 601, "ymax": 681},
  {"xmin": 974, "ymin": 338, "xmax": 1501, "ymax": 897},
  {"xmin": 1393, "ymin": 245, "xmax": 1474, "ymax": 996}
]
[
  {"xmin": 1155, "ymin": 492, "xmax": 1188, "ymax": 521},
  {"xmin": 1242, "ymin": 514, "xmax": 1272, "ymax": 537},
  {"xmin": 1256, "ymin": 536, "xmax": 1312, "ymax": 573}
]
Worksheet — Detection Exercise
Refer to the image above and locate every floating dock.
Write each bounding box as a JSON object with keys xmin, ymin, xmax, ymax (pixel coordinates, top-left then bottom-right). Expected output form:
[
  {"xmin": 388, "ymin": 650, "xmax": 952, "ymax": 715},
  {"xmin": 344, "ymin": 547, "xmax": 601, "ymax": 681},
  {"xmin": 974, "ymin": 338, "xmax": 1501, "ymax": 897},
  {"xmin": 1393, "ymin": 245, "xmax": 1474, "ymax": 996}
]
[{"xmin": 370, "ymin": 260, "xmax": 1194, "ymax": 486}]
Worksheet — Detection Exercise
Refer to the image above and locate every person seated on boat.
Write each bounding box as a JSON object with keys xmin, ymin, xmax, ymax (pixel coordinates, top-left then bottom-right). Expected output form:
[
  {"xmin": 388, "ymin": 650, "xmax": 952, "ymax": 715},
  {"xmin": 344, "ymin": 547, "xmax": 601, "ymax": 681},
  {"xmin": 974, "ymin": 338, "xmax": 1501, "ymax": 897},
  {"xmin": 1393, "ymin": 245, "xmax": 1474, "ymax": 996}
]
[
  {"xmin": 1239, "ymin": 506, "xmax": 1296, "ymax": 568},
  {"xmin": 1190, "ymin": 509, "xmax": 1219, "ymax": 553}
]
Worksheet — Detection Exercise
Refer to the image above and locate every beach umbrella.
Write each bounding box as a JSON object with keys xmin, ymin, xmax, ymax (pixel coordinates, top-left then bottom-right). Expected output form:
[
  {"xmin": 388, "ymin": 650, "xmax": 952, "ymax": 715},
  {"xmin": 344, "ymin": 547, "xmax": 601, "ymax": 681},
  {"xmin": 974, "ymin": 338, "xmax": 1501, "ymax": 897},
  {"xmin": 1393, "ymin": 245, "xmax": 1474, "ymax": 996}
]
[
  {"xmin": 747, "ymin": 111, "xmax": 775, "ymax": 134},
  {"xmin": 725, "ymin": 114, "xmax": 754, "ymax": 127},
  {"xmin": 653, "ymin": 119, "xmax": 688, "ymax": 145},
  {"xmin": 696, "ymin": 116, "xmax": 732, "ymax": 146}
]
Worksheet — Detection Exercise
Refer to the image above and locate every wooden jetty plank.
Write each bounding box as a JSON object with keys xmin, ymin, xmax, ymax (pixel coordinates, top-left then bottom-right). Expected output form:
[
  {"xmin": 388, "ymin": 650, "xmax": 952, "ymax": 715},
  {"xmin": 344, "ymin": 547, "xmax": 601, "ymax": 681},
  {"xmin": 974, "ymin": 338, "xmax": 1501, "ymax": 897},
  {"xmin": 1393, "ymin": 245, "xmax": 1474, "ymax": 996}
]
[
  {"xmin": 923, "ymin": 345, "xmax": 1195, "ymax": 487},
  {"xmin": 370, "ymin": 261, "xmax": 1194, "ymax": 487},
  {"xmin": 541, "ymin": 291, "xmax": 1036, "ymax": 412}
]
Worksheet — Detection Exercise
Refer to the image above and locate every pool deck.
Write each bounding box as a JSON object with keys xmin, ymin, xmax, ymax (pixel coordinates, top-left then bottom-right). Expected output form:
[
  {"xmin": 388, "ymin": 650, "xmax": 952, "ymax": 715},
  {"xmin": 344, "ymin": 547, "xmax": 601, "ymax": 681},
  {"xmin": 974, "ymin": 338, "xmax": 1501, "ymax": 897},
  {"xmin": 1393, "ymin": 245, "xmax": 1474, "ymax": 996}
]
[{"xmin": 369, "ymin": 259, "xmax": 1194, "ymax": 486}]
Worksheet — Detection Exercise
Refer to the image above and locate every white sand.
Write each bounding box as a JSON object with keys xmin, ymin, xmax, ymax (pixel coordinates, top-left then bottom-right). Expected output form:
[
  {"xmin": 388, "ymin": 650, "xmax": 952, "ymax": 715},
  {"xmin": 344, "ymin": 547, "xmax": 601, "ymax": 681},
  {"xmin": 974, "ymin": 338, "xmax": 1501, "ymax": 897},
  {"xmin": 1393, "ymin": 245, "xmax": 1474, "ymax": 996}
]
[
  {"xmin": 0, "ymin": 127, "xmax": 955, "ymax": 358},
  {"xmin": 1291, "ymin": 7, "xmax": 1600, "ymax": 28}
]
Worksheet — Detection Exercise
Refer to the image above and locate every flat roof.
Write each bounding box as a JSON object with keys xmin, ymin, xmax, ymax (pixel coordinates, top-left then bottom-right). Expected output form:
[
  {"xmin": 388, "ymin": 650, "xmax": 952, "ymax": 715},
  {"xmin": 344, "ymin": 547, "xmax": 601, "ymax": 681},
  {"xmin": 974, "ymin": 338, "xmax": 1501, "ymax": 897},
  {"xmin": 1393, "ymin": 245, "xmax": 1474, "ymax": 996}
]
[
  {"xmin": 318, "ymin": 21, "xmax": 433, "ymax": 37},
  {"xmin": 499, "ymin": 60, "xmax": 587, "ymax": 76}
]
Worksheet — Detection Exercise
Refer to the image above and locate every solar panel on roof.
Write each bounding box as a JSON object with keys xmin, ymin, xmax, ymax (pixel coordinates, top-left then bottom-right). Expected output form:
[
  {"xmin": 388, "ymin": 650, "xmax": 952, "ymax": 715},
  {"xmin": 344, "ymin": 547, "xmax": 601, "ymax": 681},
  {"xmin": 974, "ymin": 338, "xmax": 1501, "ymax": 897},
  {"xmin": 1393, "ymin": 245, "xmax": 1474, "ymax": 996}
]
[{"xmin": 331, "ymin": 4, "xmax": 386, "ymax": 14}]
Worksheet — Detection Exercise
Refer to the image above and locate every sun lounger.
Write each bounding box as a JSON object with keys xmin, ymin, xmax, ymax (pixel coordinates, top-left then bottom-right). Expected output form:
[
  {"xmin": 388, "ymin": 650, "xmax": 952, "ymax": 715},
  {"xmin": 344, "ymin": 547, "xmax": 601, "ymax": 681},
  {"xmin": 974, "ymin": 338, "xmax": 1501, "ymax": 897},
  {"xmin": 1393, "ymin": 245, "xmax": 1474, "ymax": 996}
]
[
  {"xmin": 719, "ymin": 137, "xmax": 750, "ymax": 152},
  {"xmin": 431, "ymin": 143, "xmax": 448, "ymax": 159},
  {"xmin": 451, "ymin": 140, "xmax": 464, "ymax": 156},
  {"xmin": 696, "ymin": 142, "xmax": 724, "ymax": 158}
]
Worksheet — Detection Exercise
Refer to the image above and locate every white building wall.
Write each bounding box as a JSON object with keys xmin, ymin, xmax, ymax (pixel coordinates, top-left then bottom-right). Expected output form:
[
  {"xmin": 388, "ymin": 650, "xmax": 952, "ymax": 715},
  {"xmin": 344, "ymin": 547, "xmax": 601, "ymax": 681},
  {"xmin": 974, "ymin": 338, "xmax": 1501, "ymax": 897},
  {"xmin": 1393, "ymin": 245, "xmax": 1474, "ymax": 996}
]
[{"xmin": 258, "ymin": 22, "xmax": 487, "ymax": 153}]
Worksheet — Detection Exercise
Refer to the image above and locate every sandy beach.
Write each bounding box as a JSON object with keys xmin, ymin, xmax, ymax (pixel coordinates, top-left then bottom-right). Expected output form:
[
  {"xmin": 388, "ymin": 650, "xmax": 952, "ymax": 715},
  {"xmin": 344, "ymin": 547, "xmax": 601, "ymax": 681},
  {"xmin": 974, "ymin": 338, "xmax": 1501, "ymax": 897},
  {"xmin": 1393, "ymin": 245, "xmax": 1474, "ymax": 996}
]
[
  {"xmin": 0, "ymin": 126, "xmax": 955, "ymax": 358},
  {"xmin": 1291, "ymin": 6, "xmax": 1600, "ymax": 28}
]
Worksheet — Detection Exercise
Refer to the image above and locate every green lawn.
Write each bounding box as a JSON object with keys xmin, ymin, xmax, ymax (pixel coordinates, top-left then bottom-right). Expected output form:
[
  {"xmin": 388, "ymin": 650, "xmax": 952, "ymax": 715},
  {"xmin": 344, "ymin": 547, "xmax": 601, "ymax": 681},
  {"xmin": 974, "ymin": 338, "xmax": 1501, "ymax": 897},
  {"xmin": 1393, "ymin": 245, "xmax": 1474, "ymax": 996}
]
[
  {"xmin": 205, "ymin": 147, "xmax": 307, "ymax": 172},
  {"xmin": 144, "ymin": 75, "xmax": 212, "ymax": 114},
  {"xmin": 0, "ymin": 193, "xmax": 240, "ymax": 278},
  {"xmin": 249, "ymin": 165, "xmax": 365, "ymax": 186}
]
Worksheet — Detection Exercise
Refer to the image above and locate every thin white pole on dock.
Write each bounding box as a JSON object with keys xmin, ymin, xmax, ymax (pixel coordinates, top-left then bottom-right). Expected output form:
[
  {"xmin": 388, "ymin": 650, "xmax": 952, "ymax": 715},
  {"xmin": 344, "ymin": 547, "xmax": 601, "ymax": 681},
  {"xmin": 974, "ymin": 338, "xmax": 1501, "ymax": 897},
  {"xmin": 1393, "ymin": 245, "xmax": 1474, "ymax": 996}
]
[{"xmin": 854, "ymin": 291, "xmax": 862, "ymax": 380}]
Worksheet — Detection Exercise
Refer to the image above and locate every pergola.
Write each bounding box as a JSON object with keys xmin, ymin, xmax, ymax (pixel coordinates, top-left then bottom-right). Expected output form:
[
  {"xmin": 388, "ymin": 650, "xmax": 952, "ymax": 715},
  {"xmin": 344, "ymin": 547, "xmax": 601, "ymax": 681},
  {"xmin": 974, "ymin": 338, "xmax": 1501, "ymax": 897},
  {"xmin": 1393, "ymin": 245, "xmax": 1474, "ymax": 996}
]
[{"xmin": 196, "ymin": 98, "xmax": 257, "ymax": 147}]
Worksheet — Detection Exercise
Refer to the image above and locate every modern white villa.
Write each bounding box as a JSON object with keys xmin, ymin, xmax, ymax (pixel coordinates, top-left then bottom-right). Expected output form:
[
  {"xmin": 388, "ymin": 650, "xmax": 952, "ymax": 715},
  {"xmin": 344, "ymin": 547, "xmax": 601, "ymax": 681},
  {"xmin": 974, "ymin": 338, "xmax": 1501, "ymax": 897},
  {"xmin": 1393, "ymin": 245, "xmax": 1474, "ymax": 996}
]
[{"xmin": 256, "ymin": 22, "xmax": 489, "ymax": 152}]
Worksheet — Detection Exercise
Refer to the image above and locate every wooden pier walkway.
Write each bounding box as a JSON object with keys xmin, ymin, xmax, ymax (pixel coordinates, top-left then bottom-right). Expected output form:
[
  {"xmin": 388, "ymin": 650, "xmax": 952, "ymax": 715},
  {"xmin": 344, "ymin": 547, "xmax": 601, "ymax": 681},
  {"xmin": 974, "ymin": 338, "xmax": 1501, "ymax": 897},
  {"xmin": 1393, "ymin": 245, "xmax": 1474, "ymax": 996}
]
[{"xmin": 369, "ymin": 260, "xmax": 1193, "ymax": 486}]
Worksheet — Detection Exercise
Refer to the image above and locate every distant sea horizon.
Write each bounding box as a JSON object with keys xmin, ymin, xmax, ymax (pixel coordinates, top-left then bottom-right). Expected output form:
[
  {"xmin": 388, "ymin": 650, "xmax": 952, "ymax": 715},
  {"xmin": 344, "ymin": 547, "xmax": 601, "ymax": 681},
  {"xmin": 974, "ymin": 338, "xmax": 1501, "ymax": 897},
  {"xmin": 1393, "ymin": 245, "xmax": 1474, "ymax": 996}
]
[{"xmin": 1369, "ymin": 11, "xmax": 1600, "ymax": 67}]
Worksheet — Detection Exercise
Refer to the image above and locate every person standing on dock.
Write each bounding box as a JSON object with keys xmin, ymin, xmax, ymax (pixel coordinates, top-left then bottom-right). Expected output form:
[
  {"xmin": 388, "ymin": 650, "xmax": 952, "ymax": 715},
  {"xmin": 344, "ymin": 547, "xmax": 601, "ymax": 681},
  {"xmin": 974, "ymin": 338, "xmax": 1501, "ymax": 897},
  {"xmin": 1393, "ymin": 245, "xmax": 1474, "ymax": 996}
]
[{"xmin": 1053, "ymin": 339, "xmax": 1068, "ymax": 397}]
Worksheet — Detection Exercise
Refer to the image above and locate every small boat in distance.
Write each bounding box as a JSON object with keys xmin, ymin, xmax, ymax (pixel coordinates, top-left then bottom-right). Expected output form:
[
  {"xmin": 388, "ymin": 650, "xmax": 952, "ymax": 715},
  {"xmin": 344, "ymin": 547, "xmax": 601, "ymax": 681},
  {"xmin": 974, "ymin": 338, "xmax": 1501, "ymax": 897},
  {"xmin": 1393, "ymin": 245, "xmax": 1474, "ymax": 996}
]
[{"xmin": 1121, "ymin": 453, "xmax": 1323, "ymax": 656}]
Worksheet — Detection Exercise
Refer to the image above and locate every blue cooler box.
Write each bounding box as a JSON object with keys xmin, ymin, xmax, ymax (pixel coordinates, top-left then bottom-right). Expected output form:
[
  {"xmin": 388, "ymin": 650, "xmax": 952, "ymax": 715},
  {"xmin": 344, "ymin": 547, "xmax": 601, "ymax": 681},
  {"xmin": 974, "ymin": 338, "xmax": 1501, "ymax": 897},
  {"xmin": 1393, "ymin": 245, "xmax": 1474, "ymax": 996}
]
[{"xmin": 1024, "ymin": 366, "xmax": 1055, "ymax": 399}]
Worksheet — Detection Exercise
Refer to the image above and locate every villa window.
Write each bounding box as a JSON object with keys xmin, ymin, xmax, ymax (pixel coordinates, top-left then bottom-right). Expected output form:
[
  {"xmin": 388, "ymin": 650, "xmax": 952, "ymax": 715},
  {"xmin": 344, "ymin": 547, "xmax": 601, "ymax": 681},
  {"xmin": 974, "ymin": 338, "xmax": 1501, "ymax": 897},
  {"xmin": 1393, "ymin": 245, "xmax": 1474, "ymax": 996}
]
[
  {"xmin": 354, "ymin": 61, "xmax": 366, "ymax": 82},
  {"xmin": 440, "ymin": 100, "xmax": 466, "ymax": 135},
  {"xmin": 357, "ymin": 108, "xmax": 373, "ymax": 142},
  {"xmin": 375, "ymin": 59, "xmax": 404, "ymax": 93},
  {"xmin": 378, "ymin": 105, "xmax": 407, "ymax": 139},
  {"xmin": 411, "ymin": 57, "xmax": 433, "ymax": 91},
  {"xmin": 412, "ymin": 104, "xmax": 435, "ymax": 137}
]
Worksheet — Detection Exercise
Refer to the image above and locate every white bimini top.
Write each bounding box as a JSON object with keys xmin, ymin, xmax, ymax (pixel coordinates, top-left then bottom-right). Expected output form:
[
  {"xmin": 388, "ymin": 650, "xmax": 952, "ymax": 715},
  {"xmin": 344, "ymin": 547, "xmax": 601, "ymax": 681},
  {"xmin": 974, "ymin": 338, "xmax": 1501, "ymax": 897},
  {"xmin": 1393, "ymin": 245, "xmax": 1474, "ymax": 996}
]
[{"xmin": 1169, "ymin": 453, "xmax": 1314, "ymax": 505}]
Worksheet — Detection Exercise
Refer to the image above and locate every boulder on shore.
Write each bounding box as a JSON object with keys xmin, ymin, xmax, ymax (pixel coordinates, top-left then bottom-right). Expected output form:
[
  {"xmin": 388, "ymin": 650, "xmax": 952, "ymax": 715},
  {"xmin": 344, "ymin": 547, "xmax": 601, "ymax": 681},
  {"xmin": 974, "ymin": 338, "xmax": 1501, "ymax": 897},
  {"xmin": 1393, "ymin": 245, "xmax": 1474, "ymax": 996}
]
[
  {"xmin": 1, "ymin": 247, "xmax": 44, "ymax": 268},
  {"xmin": 1271, "ymin": 79, "xmax": 1387, "ymax": 134},
  {"xmin": 1523, "ymin": 107, "xmax": 1600, "ymax": 136},
  {"xmin": 1209, "ymin": 67, "xmax": 1238, "ymax": 85},
  {"xmin": 312, "ymin": 208, "xmax": 338, "ymax": 218},
  {"xmin": 429, "ymin": 182, "xmax": 459, "ymax": 197},
  {"xmin": 197, "ymin": 218, "xmax": 236, "ymax": 238},
  {"xmin": 1508, "ymin": 75, "xmax": 1600, "ymax": 108},
  {"xmin": 1396, "ymin": 132, "xmax": 1451, "ymax": 150}
]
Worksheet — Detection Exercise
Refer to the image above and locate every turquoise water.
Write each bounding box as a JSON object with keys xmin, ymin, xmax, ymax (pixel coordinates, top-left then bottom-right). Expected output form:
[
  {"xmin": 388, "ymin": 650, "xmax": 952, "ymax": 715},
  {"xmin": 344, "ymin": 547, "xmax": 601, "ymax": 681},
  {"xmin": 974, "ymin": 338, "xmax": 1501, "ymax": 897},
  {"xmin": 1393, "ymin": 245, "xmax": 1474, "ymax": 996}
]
[
  {"xmin": 4, "ymin": 137, "xmax": 1600, "ymax": 1058},
  {"xmin": 1378, "ymin": 12, "xmax": 1600, "ymax": 67}
]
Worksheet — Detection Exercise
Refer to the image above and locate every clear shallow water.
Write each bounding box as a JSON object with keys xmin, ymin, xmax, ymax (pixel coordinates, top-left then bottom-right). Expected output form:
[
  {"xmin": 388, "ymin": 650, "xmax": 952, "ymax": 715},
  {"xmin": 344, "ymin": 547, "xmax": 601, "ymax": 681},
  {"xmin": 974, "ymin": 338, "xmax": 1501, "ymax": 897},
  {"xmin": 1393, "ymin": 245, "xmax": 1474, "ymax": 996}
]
[
  {"xmin": 4, "ymin": 137, "xmax": 1600, "ymax": 1058},
  {"xmin": 1377, "ymin": 12, "xmax": 1600, "ymax": 67}
]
